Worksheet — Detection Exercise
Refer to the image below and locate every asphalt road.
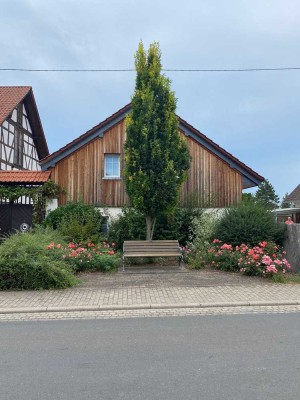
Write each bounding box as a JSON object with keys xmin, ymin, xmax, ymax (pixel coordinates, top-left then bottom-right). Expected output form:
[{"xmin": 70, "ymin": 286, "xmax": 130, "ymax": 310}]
[{"xmin": 1, "ymin": 313, "xmax": 300, "ymax": 400}]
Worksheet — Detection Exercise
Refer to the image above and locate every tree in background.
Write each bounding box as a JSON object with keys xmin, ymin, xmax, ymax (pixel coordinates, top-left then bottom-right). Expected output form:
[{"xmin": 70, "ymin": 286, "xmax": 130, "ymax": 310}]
[
  {"xmin": 242, "ymin": 192, "xmax": 255, "ymax": 204},
  {"xmin": 281, "ymin": 192, "xmax": 291, "ymax": 208},
  {"xmin": 124, "ymin": 42, "xmax": 191, "ymax": 240},
  {"xmin": 255, "ymin": 179, "xmax": 279, "ymax": 210}
]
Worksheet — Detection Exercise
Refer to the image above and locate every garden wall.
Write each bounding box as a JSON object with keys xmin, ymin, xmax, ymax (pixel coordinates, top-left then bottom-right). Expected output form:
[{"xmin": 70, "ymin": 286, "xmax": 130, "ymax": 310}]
[{"xmin": 284, "ymin": 224, "xmax": 300, "ymax": 272}]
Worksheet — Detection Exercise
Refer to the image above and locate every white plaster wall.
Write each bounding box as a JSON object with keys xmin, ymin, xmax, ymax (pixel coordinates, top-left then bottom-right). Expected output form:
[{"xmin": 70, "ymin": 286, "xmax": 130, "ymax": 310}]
[
  {"xmin": 97, "ymin": 207, "xmax": 123, "ymax": 221},
  {"xmin": 46, "ymin": 198, "xmax": 58, "ymax": 215}
]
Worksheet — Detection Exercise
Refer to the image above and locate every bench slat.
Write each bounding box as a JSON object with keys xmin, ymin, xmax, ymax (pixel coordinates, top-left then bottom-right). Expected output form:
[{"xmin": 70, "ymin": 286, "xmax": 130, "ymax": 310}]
[{"xmin": 125, "ymin": 253, "xmax": 180, "ymax": 257}]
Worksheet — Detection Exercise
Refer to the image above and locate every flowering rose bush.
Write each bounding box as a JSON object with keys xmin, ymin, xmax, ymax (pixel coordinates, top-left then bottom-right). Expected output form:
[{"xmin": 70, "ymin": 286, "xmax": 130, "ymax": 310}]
[
  {"xmin": 206, "ymin": 239, "xmax": 291, "ymax": 277},
  {"xmin": 46, "ymin": 241, "xmax": 118, "ymax": 272}
]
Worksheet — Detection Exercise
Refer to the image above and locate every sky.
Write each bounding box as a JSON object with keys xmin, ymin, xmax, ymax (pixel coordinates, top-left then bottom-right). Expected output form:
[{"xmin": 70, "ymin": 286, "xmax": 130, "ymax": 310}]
[{"xmin": 1, "ymin": 0, "xmax": 300, "ymax": 200}]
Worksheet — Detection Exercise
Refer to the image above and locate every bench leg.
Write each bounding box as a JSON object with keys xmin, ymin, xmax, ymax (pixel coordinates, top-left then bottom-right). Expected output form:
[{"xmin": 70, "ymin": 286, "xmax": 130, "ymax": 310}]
[
  {"xmin": 179, "ymin": 255, "xmax": 184, "ymax": 270},
  {"xmin": 122, "ymin": 256, "xmax": 125, "ymax": 272}
]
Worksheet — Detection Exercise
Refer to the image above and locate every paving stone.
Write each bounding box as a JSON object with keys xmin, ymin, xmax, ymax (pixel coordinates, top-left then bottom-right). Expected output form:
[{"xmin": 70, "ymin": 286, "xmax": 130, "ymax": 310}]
[{"xmin": 0, "ymin": 268, "xmax": 300, "ymax": 321}]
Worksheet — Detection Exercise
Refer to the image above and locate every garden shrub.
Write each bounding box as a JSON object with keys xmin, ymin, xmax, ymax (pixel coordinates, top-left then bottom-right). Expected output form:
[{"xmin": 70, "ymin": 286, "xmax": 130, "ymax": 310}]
[
  {"xmin": 205, "ymin": 239, "xmax": 291, "ymax": 278},
  {"xmin": 214, "ymin": 201, "xmax": 285, "ymax": 247},
  {"xmin": 44, "ymin": 202, "xmax": 106, "ymax": 243},
  {"xmin": 107, "ymin": 207, "xmax": 145, "ymax": 250},
  {"xmin": 45, "ymin": 241, "xmax": 118, "ymax": 272},
  {"xmin": 0, "ymin": 230, "xmax": 77, "ymax": 290},
  {"xmin": 107, "ymin": 205, "xmax": 202, "ymax": 250}
]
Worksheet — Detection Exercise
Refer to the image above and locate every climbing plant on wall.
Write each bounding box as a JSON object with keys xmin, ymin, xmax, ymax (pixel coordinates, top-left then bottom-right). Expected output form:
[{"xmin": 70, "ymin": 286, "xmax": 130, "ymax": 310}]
[{"xmin": 0, "ymin": 180, "xmax": 66, "ymax": 224}]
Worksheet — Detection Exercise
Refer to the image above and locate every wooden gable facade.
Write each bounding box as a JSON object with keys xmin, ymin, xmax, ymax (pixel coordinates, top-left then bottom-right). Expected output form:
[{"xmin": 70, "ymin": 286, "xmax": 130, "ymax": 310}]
[
  {"xmin": 41, "ymin": 104, "xmax": 263, "ymax": 208},
  {"xmin": 0, "ymin": 86, "xmax": 49, "ymax": 171}
]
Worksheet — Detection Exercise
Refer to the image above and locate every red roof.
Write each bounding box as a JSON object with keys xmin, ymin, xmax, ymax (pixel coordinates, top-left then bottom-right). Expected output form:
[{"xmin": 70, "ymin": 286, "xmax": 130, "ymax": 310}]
[
  {"xmin": 0, "ymin": 86, "xmax": 31, "ymax": 125},
  {"xmin": 0, "ymin": 170, "xmax": 51, "ymax": 183}
]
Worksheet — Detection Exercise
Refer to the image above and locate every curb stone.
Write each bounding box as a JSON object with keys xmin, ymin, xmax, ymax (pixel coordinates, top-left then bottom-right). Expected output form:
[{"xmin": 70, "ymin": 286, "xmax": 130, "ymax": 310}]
[{"xmin": 1, "ymin": 300, "xmax": 300, "ymax": 315}]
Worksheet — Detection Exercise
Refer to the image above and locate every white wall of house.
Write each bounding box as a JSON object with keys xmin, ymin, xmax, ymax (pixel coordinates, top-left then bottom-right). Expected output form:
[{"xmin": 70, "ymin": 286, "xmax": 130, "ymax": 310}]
[
  {"xmin": 98, "ymin": 207, "xmax": 123, "ymax": 221},
  {"xmin": 45, "ymin": 198, "xmax": 58, "ymax": 215}
]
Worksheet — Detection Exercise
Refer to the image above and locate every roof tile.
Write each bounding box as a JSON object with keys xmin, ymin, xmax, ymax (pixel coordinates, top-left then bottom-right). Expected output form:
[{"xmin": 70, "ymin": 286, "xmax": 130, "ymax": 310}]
[{"xmin": 0, "ymin": 86, "xmax": 31, "ymax": 125}]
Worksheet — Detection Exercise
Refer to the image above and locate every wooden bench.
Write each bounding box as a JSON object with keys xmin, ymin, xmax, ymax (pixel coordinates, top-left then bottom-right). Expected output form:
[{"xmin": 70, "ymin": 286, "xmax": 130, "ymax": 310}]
[{"xmin": 122, "ymin": 240, "xmax": 183, "ymax": 272}]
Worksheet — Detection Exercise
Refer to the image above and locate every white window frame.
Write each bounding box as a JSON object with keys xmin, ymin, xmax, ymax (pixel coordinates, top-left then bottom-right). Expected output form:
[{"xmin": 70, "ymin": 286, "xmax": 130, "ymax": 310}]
[{"xmin": 104, "ymin": 154, "xmax": 120, "ymax": 179}]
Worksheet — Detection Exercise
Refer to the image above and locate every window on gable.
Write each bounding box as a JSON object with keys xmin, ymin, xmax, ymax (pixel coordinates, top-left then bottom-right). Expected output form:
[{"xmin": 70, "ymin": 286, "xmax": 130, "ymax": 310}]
[{"xmin": 104, "ymin": 154, "xmax": 120, "ymax": 178}]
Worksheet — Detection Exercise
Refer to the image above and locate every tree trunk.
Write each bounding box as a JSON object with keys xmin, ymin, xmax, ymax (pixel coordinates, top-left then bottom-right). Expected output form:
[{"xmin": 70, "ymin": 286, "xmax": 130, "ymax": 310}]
[{"xmin": 145, "ymin": 215, "xmax": 156, "ymax": 241}]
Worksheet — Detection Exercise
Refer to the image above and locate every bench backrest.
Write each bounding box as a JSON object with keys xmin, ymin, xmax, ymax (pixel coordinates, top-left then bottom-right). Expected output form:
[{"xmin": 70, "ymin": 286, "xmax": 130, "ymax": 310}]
[{"xmin": 123, "ymin": 240, "xmax": 181, "ymax": 255}]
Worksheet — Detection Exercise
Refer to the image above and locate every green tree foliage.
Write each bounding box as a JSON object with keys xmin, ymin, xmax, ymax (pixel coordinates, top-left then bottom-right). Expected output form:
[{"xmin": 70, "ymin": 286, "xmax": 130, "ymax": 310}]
[
  {"xmin": 242, "ymin": 192, "xmax": 255, "ymax": 204},
  {"xmin": 255, "ymin": 179, "xmax": 280, "ymax": 210},
  {"xmin": 124, "ymin": 42, "xmax": 191, "ymax": 240},
  {"xmin": 214, "ymin": 201, "xmax": 286, "ymax": 247},
  {"xmin": 281, "ymin": 192, "xmax": 291, "ymax": 208}
]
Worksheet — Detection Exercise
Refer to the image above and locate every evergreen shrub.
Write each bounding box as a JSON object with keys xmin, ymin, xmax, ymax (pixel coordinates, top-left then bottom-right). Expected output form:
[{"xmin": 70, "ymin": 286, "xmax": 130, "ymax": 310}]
[
  {"xmin": 44, "ymin": 202, "xmax": 106, "ymax": 243},
  {"xmin": 214, "ymin": 202, "xmax": 286, "ymax": 247}
]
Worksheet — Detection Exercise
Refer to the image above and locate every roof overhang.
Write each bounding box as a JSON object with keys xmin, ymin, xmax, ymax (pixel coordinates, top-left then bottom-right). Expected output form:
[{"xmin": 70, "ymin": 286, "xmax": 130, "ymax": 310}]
[
  {"xmin": 272, "ymin": 208, "xmax": 300, "ymax": 215},
  {"xmin": 0, "ymin": 170, "xmax": 51, "ymax": 185},
  {"xmin": 178, "ymin": 121, "xmax": 263, "ymax": 189}
]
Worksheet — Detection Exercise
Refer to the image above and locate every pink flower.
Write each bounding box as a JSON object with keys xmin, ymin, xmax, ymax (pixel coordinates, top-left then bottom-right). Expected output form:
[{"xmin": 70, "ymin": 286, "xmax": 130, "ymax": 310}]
[
  {"xmin": 68, "ymin": 243, "xmax": 76, "ymax": 249},
  {"xmin": 266, "ymin": 265, "xmax": 278, "ymax": 274},
  {"xmin": 259, "ymin": 241, "xmax": 268, "ymax": 248},
  {"xmin": 220, "ymin": 243, "xmax": 233, "ymax": 251}
]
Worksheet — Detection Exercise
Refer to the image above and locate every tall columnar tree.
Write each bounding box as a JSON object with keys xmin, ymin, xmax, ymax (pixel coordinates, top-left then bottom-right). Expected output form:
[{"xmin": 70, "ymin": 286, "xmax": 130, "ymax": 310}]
[
  {"xmin": 255, "ymin": 179, "xmax": 280, "ymax": 210},
  {"xmin": 124, "ymin": 42, "xmax": 191, "ymax": 240}
]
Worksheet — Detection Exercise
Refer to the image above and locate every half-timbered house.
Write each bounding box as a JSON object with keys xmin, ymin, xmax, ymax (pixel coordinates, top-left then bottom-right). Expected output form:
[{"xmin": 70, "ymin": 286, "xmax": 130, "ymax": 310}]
[
  {"xmin": 41, "ymin": 104, "xmax": 264, "ymax": 214},
  {"xmin": 0, "ymin": 86, "xmax": 49, "ymax": 235},
  {"xmin": 0, "ymin": 86, "xmax": 49, "ymax": 170}
]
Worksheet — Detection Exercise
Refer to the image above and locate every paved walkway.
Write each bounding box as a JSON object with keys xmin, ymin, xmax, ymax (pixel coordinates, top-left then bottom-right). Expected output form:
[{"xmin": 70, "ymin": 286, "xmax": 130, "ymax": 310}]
[{"xmin": 1, "ymin": 267, "xmax": 300, "ymax": 320}]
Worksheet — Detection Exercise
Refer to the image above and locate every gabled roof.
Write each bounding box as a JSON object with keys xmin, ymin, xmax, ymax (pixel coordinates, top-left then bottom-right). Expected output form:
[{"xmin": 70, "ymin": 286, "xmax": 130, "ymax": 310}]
[
  {"xmin": 40, "ymin": 103, "xmax": 264, "ymax": 189},
  {"xmin": 0, "ymin": 86, "xmax": 49, "ymax": 160},
  {"xmin": 0, "ymin": 170, "xmax": 51, "ymax": 184},
  {"xmin": 286, "ymin": 184, "xmax": 300, "ymax": 202}
]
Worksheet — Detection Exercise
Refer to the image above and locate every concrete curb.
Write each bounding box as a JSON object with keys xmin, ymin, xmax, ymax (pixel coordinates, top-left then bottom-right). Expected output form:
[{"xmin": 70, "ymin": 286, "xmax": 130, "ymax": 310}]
[{"xmin": 1, "ymin": 300, "xmax": 300, "ymax": 314}]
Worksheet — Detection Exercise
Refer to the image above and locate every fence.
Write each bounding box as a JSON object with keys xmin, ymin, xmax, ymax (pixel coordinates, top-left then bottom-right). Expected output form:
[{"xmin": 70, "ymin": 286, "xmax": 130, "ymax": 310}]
[{"xmin": 284, "ymin": 224, "xmax": 300, "ymax": 272}]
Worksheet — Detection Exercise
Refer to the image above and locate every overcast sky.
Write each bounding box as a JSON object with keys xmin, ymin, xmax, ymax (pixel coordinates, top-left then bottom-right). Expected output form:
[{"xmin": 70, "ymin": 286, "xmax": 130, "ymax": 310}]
[{"xmin": 1, "ymin": 0, "xmax": 299, "ymax": 199}]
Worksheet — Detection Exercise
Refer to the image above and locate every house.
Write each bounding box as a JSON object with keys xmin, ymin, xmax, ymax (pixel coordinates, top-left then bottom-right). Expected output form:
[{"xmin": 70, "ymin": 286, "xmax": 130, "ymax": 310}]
[
  {"xmin": 40, "ymin": 104, "xmax": 263, "ymax": 216},
  {"xmin": 0, "ymin": 86, "xmax": 49, "ymax": 170},
  {"xmin": 275, "ymin": 184, "xmax": 300, "ymax": 223},
  {"xmin": 285, "ymin": 184, "xmax": 300, "ymax": 208},
  {"xmin": 0, "ymin": 86, "xmax": 50, "ymax": 234}
]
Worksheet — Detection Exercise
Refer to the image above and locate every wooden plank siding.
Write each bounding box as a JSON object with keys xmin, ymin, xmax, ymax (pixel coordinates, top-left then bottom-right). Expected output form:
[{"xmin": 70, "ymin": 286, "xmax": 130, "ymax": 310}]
[{"xmin": 49, "ymin": 119, "xmax": 242, "ymax": 207}]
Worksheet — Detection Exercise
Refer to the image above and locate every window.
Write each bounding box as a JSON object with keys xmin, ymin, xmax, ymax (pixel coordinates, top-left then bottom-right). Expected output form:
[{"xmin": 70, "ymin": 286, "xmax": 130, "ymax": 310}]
[{"xmin": 104, "ymin": 154, "xmax": 120, "ymax": 178}]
